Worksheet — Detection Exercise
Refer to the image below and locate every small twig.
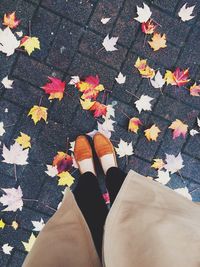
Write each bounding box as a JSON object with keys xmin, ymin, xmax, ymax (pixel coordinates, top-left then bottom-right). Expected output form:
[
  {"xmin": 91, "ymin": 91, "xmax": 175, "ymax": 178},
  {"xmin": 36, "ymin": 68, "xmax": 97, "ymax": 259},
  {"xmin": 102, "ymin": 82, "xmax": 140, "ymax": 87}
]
[
  {"xmin": 45, "ymin": 204, "xmax": 57, "ymax": 212},
  {"xmin": 125, "ymin": 89, "xmax": 140, "ymax": 99},
  {"xmin": 143, "ymin": 35, "xmax": 147, "ymax": 48},
  {"xmin": 96, "ymin": 46, "xmax": 104, "ymax": 55},
  {"xmin": 152, "ymin": 19, "xmax": 162, "ymax": 28},
  {"xmin": 38, "ymin": 95, "xmax": 44, "ymax": 106},
  {"xmin": 14, "ymin": 164, "xmax": 17, "ymax": 181},
  {"xmin": 66, "ymin": 137, "xmax": 69, "ymax": 153},
  {"xmin": 115, "ymin": 106, "xmax": 131, "ymax": 119},
  {"xmin": 4, "ymin": 123, "xmax": 15, "ymax": 128},
  {"xmin": 29, "ymin": 20, "xmax": 32, "ymax": 37},
  {"xmin": 22, "ymin": 198, "xmax": 39, "ymax": 202}
]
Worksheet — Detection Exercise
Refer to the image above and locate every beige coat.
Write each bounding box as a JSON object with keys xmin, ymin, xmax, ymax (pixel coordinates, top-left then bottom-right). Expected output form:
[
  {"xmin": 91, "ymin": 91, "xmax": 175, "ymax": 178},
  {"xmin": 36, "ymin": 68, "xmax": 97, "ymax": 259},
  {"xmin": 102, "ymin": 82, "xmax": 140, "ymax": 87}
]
[{"xmin": 23, "ymin": 170, "xmax": 200, "ymax": 267}]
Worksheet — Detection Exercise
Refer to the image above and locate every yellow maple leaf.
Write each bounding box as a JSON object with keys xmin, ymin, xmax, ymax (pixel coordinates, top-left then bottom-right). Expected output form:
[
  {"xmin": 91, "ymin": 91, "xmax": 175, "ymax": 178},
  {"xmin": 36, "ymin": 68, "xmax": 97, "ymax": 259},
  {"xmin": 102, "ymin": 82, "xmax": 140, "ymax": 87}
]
[
  {"xmin": 20, "ymin": 36, "xmax": 40, "ymax": 55},
  {"xmin": 57, "ymin": 171, "xmax": 75, "ymax": 187},
  {"xmin": 0, "ymin": 219, "xmax": 6, "ymax": 229},
  {"xmin": 134, "ymin": 57, "xmax": 147, "ymax": 70},
  {"xmin": 134, "ymin": 57, "xmax": 155, "ymax": 79},
  {"xmin": 164, "ymin": 70, "xmax": 176, "ymax": 85},
  {"xmin": 28, "ymin": 105, "xmax": 48, "ymax": 124},
  {"xmin": 15, "ymin": 132, "xmax": 31, "ymax": 149},
  {"xmin": 169, "ymin": 119, "xmax": 188, "ymax": 139},
  {"xmin": 128, "ymin": 117, "xmax": 142, "ymax": 133},
  {"xmin": 151, "ymin": 159, "xmax": 165, "ymax": 170},
  {"xmin": 148, "ymin": 33, "xmax": 167, "ymax": 51},
  {"xmin": 48, "ymin": 92, "xmax": 64, "ymax": 101},
  {"xmin": 11, "ymin": 220, "xmax": 19, "ymax": 230},
  {"xmin": 80, "ymin": 99, "xmax": 95, "ymax": 110},
  {"xmin": 144, "ymin": 124, "xmax": 161, "ymax": 141},
  {"xmin": 22, "ymin": 233, "xmax": 36, "ymax": 252}
]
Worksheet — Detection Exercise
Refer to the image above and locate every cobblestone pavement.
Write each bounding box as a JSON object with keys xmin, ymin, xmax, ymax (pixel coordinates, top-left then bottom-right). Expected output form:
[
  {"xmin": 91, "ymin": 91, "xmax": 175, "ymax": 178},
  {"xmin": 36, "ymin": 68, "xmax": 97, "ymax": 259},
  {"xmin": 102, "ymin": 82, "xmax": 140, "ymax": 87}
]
[{"xmin": 0, "ymin": 0, "xmax": 200, "ymax": 265}]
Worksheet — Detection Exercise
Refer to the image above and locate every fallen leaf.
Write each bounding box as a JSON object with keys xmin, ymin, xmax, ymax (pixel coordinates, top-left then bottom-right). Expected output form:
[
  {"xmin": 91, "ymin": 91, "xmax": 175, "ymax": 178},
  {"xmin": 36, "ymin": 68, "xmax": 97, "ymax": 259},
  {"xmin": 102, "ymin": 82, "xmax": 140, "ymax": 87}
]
[
  {"xmin": 169, "ymin": 119, "xmax": 188, "ymax": 139},
  {"xmin": 104, "ymin": 104, "xmax": 115, "ymax": 119},
  {"xmin": 141, "ymin": 19, "xmax": 157, "ymax": 34},
  {"xmin": 164, "ymin": 153, "xmax": 184, "ymax": 174},
  {"xmin": 90, "ymin": 102, "xmax": 107, "ymax": 118},
  {"xmin": 28, "ymin": 105, "xmax": 48, "ymax": 124},
  {"xmin": 190, "ymin": 129, "xmax": 199, "ymax": 136},
  {"xmin": 151, "ymin": 158, "xmax": 165, "ymax": 170},
  {"xmin": 156, "ymin": 170, "xmax": 171, "ymax": 185},
  {"xmin": 144, "ymin": 124, "xmax": 161, "ymax": 141},
  {"xmin": 97, "ymin": 122, "xmax": 112, "ymax": 139},
  {"xmin": 134, "ymin": 57, "xmax": 155, "ymax": 79},
  {"xmin": 101, "ymin": 17, "xmax": 111, "ymax": 24},
  {"xmin": 20, "ymin": 36, "xmax": 40, "ymax": 55},
  {"xmin": 0, "ymin": 186, "xmax": 23, "ymax": 212},
  {"xmin": 57, "ymin": 171, "xmax": 75, "ymax": 187},
  {"xmin": 53, "ymin": 152, "xmax": 73, "ymax": 173},
  {"xmin": 189, "ymin": 83, "xmax": 200, "ymax": 96},
  {"xmin": 178, "ymin": 3, "xmax": 195, "ymax": 22},
  {"xmin": 115, "ymin": 139, "xmax": 134, "ymax": 158},
  {"xmin": 150, "ymin": 70, "xmax": 165, "ymax": 89},
  {"xmin": 0, "ymin": 27, "xmax": 20, "ymax": 56},
  {"xmin": 1, "ymin": 76, "xmax": 14, "ymax": 89},
  {"xmin": 0, "ymin": 219, "xmax": 6, "ymax": 229},
  {"xmin": 135, "ymin": 94, "xmax": 154, "ymax": 113},
  {"xmin": 134, "ymin": 3, "xmax": 152, "ymax": 23},
  {"xmin": 0, "ymin": 122, "xmax": 5, "ymax": 136},
  {"xmin": 115, "ymin": 72, "xmax": 126, "ymax": 84},
  {"xmin": 102, "ymin": 34, "xmax": 118, "ymax": 51},
  {"xmin": 128, "ymin": 117, "xmax": 142, "ymax": 133},
  {"xmin": 100, "ymin": 118, "xmax": 115, "ymax": 132},
  {"xmin": 80, "ymin": 99, "xmax": 95, "ymax": 110},
  {"xmin": 22, "ymin": 233, "xmax": 36, "ymax": 252},
  {"xmin": 2, "ymin": 244, "xmax": 13, "ymax": 255},
  {"xmin": 165, "ymin": 68, "xmax": 190, "ymax": 87},
  {"xmin": 3, "ymin": 12, "xmax": 20, "ymax": 29},
  {"xmin": 148, "ymin": 33, "xmax": 167, "ymax": 51},
  {"xmin": 68, "ymin": 76, "xmax": 80, "ymax": 85},
  {"xmin": 11, "ymin": 221, "xmax": 19, "ymax": 230},
  {"xmin": 45, "ymin": 165, "xmax": 58, "ymax": 177},
  {"xmin": 102, "ymin": 192, "xmax": 110, "ymax": 204},
  {"xmin": 2, "ymin": 142, "xmax": 29, "ymax": 165},
  {"xmin": 32, "ymin": 218, "xmax": 45, "ymax": 232},
  {"xmin": 41, "ymin": 77, "xmax": 66, "ymax": 101},
  {"xmin": 15, "ymin": 132, "xmax": 31, "ymax": 149},
  {"xmin": 174, "ymin": 187, "xmax": 192, "ymax": 200},
  {"xmin": 164, "ymin": 70, "xmax": 176, "ymax": 85}
]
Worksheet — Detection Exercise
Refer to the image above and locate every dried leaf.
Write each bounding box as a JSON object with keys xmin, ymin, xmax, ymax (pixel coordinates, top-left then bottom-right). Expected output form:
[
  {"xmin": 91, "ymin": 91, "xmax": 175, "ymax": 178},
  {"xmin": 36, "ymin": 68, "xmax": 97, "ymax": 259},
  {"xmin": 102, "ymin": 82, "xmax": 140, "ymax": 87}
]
[
  {"xmin": 0, "ymin": 219, "xmax": 6, "ymax": 229},
  {"xmin": 169, "ymin": 119, "xmax": 188, "ymax": 139},
  {"xmin": 1, "ymin": 76, "xmax": 14, "ymax": 89},
  {"xmin": 141, "ymin": 19, "xmax": 157, "ymax": 34},
  {"xmin": 20, "ymin": 36, "xmax": 40, "ymax": 55},
  {"xmin": 144, "ymin": 124, "xmax": 161, "ymax": 141},
  {"xmin": 22, "ymin": 233, "xmax": 36, "ymax": 252},
  {"xmin": 2, "ymin": 142, "xmax": 29, "ymax": 165},
  {"xmin": 156, "ymin": 170, "xmax": 171, "ymax": 185},
  {"xmin": 115, "ymin": 139, "xmax": 134, "ymax": 158},
  {"xmin": 151, "ymin": 158, "xmax": 165, "ymax": 170},
  {"xmin": 80, "ymin": 99, "xmax": 95, "ymax": 110},
  {"xmin": 32, "ymin": 218, "xmax": 45, "ymax": 232},
  {"xmin": 128, "ymin": 117, "xmax": 142, "ymax": 133},
  {"xmin": 90, "ymin": 102, "xmax": 107, "ymax": 118},
  {"xmin": 41, "ymin": 77, "xmax": 66, "ymax": 101},
  {"xmin": 101, "ymin": 17, "xmax": 111, "ymax": 24},
  {"xmin": 148, "ymin": 33, "xmax": 167, "ymax": 51},
  {"xmin": 45, "ymin": 165, "xmax": 58, "ymax": 177},
  {"xmin": 164, "ymin": 153, "xmax": 184, "ymax": 174},
  {"xmin": 134, "ymin": 3, "xmax": 152, "ymax": 23},
  {"xmin": 189, "ymin": 83, "xmax": 200, "ymax": 96},
  {"xmin": 178, "ymin": 3, "xmax": 195, "ymax": 22},
  {"xmin": 134, "ymin": 57, "xmax": 155, "ymax": 79},
  {"xmin": 57, "ymin": 171, "xmax": 75, "ymax": 187},
  {"xmin": 3, "ymin": 12, "xmax": 20, "ymax": 29},
  {"xmin": 0, "ymin": 27, "xmax": 20, "ymax": 56},
  {"xmin": 150, "ymin": 70, "xmax": 165, "ymax": 88},
  {"xmin": 135, "ymin": 94, "xmax": 154, "ymax": 113},
  {"xmin": 165, "ymin": 68, "xmax": 190, "ymax": 87},
  {"xmin": 0, "ymin": 186, "xmax": 23, "ymax": 212},
  {"xmin": 2, "ymin": 244, "xmax": 13, "ymax": 255},
  {"xmin": 102, "ymin": 34, "xmax": 118, "ymax": 51},
  {"xmin": 28, "ymin": 105, "xmax": 48, "ymax": 124},
  {"xmin": 53, "ymin": 152, "xmax": 73, "ymax": 173},
  {"xmin": 15, "ymin": 132, "xmax": 31, "ymax": 149}
]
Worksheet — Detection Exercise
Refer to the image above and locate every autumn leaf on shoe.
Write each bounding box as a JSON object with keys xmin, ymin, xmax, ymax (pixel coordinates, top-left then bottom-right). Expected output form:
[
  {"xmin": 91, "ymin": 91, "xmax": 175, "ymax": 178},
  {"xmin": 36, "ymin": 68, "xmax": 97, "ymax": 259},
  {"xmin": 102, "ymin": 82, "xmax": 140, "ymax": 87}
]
[
  {"xmin": 148, "ymin": 33, "xmax": 167, "ymax": 51},
  {"xmin": 134, "ymin": 3, "xmax": 152, "ymax": 23},
  {"xmin": 2, "ymin": 244, "xmax": 13, "ymax": 255},
  {"xmin": 115, "ymin": 139, "xmax": 134, "ymax": 158},
  {"xmin": 134, "ymin": 57, "xmax": 155, "ymax": 79},
  {"xmin": 22, "ymin": 233, "xmax": 36, "ymax": 252},
  {"xmin": 165, "ymin": 68, "xmax": 190, "ymax": 87},
  {"xmin": 144, "ymin": 124, "xmax": 161, "ymax": 141},
  {"xmin": 41, "ymin": 77, "xmax": 66, "ymax": 101},
  {"xmin": 150, "ymin": 70, "xmax": 165, "ymax": 89},
  {"xmin": 15, "ymin": 132, "xmax": 31, "ymax": 149},
  {"xmin": 164, "ymin": 153, "xmax": 184, "ymax": 174},
  {"xmin": 151, "ymin": 158, "xmax": 165, "ymax": 170},
  {"xmin": 189, "ymin": 83, "xmax": 200, "ymax": 96},
  {"xmin": 89, "ymin": 102, "xmax": 107, "ymax": 118},
  {"xmin": 20, "ymin": 36, "xmax": 40, "ymax": 55},
  {"xmin": 169, "ymin": 119, "xmax": 188, "ymax": 139},
  {"xmin": 57, "ymin": 171, "xmax": 75, "ymax": 187},
  {"xmin": 3, "ymin": 12, "xmax": 20, "ymax": 29},
  {"xmin": 128, "ymin": 117, "xmax": 142, "ymax": 133},
  {"xmin": 0, "ymin": 27, "xmax": 20, "ymax": 56},
  {"xmin": 0, "ymin": 186, "xmax": 23, "ymax": 212},
  {"xmin": 178, "ymin": 3, "xmax": 195, "ymax": 22},
  {"xmin": 53, "ymin": 152, "xmax": 73, "ymax": 174},
  {"xmin": 135, "ymin": 94, "xmax": 154, "ymax": 113},
  {"xmin": 141, "ymin": 19, "xmax": 157, "ymax": 34},
  {"xmin": 2, "ymin": 142, "xmax": 29, "ymax": 165},
  {"xmin": 28, "ymin": 105, "xmax": 48, "ymax": 124},
  {"xmin": 1, "ymin": 76, "xmax": 14, "ymax": 89},
  {"xmin": 102, "ymin": 34, "xmax": 118, "ymax": 51}
]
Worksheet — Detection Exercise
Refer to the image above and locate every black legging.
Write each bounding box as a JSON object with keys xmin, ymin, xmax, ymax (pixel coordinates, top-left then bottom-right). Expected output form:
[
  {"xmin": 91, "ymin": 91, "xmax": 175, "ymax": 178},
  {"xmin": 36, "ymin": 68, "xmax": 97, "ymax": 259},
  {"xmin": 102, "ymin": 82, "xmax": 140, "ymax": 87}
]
[{"xmin": 73, "ymin": 167, "xmax": 126, "ymax": 257}]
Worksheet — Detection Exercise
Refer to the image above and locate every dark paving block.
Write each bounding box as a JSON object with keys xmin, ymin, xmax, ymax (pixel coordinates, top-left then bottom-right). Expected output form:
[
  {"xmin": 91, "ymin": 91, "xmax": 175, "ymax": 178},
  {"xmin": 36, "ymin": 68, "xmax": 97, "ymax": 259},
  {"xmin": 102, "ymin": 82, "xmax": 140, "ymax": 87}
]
[
  {"xmin": 89, "ymin": 0, "xmax": 124, "ymax": 35},
  {"xmin": 186, "ymin": 179, "xmax": 200, "ymax": 202},
  {"xmin": 12, "ymin": 55, "xmax": 63, "ymax": 87},
  {"xmin": 47, "ymin": 20, "xmax": 83, "ymax": 70},
  {"xmin": 164, "ymin": 84, "xmax": 200, "ymax": 110},
  {"xmin": 0, "ymin": 252, "xmax": 9, "ymax": 267},
  {"xmin": 181, "ymin": 153, "xmax": 200, "ymax": 184},
  {"xmin": 0, "ymin": 54, "xmax": 17, "ymax": 82},
  {"xmin": 183, "ymin": 135, "xmax": 200, "ymax": 159},
  {"xmin": 176, "ymin": 27, "xmax": 200, "ymax": 76},
  {"xmin": 41, "ymin": 0, "xmax": 97, "ymax": 24},
  {"xmin": 68, "ymin": 53, "xmax": 117, "ymax": 89},
  {"xmin": 152, "ymin": 0, "xmax": 179, "ymax": 12},
  {"xmin": 134, "ymin": 114, "xmax": 169, "ymax": 161},
  {"xmin": 79, "ymin": 31, "xmax": 127, "ymax": 70},
  {"xmin": 112, "ymin": 0, "xmax": 144, "ymax": 47},
  {"xmin": 3, "ymin": 79, "xmax": 49, "ymax": 109},
  {"xmin": 71, "ymin": 107, "xmax": 96, "ymax": 133},
  {"xmin": 111, "ymin": 52, "xmax": 142, "ymax": 103},
  {"xmin": 176, "ymin": 0, "xmax": 200, "ymax": 19},
  {"xmin": 153, "ymin": 95, "xmax": 199, "ymax": 126},
  {"xmin": 7, "ymin": 251, "xmax": 27, "ymax": 267},
  {"xmin": 112, "ymin": 123, "xmax": 139, "ymax": 146},
  {"xmin": 31, "ymin": 7, "xmax": 61, "ymax": 60},
  {"xmin": 126, "ymin": 155, "xmax": 152, "ymax": 176}
]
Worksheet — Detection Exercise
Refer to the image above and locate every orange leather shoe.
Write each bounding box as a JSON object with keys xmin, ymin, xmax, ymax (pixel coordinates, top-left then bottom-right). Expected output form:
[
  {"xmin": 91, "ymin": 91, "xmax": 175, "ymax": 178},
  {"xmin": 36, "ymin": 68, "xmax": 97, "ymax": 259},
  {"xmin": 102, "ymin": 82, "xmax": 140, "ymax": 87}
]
[
  {"xmin": 93, "ymin": 132, "xmax": 117, "ymax": 175},
  {"xmin": 74, "ymin": 136, "xmax": 96, "ymax": 175}
]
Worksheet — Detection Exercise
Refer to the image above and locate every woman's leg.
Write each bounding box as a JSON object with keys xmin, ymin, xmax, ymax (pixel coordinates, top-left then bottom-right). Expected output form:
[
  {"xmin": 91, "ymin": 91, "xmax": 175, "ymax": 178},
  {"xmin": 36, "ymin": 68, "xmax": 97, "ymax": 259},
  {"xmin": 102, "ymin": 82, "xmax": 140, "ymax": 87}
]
[
  {"xmin": 106, "ymin": 167, "xmax": 127, "ymax": 205},
  {"xmin": 73, "ymin": 171, "xmax": 108, "ymax": 257}
]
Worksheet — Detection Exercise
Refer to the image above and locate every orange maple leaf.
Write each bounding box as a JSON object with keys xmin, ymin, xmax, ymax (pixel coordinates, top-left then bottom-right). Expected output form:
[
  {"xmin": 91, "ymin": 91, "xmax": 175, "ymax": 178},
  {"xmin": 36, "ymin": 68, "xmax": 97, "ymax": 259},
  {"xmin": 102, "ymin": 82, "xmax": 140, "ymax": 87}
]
[
  {"xmin": 189, "ymin": 83, "xmax": 200, "ymax": 96},
  {"xmin": 148, "ymin": 33, "xmax": 167, "ymax": 51},
  {"xmin": 53, "ymin": 152, "xmax": 73, "ymax": 174},
  {"xmin": 173, "ymin": 68, "xmax": 190, "ymax": 87},
  {"xmin": 128, "ymin": 117, "xmax": 142, "ymax": 133},
  {"xmin": 169, "ymin": 119, "xmax": 188, "ymax": 139},
  {"xmin": 41, "ymin": 77, "xmax": 66, "ymax": 101},
  {"xmin": 3, "ymin": 12, "xmax": 20, "ymax": 29},
  {"xmin": 89, "ymin": 102, "xmax": 107, "ymax": 118},
  {"xmin": 144, "ymin": 124, "xmax": 161, "ymax": 141},
  {"xmin": 141, "ymin": 19, "xmax": 157, "ymax": 35}
]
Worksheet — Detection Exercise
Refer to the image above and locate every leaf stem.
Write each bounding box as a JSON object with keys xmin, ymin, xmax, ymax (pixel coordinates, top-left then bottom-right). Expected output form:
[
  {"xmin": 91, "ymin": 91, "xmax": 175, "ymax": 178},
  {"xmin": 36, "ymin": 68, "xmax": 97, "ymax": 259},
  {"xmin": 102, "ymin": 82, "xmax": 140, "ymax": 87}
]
[{"xmin": 125, "ymin": 89, "xmax": 139, "ymax": 99}]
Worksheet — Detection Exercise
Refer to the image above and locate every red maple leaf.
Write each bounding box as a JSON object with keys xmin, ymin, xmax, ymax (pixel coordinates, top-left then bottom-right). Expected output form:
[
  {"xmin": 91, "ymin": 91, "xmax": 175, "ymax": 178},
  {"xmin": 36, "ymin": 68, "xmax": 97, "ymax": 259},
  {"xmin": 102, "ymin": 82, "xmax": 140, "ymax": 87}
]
[
  {"xmin": 41, "ymin": 77, "xmax": 66, "ymax": 95},
  {"xmin": 90, "ymin": 102, "xmax": 107, "ymax": 118},
  {"xmin": 141, "ymin": 19, "xmax": 157, "ymax": 35},
  {"xmin": 53, "ymin": 152, "xmax": 73, "ymax": 174},
  {"xmin": 85, "ymin": 75, "xmax": 100, "ymax": 87},
  {"xmin": 173, "ymin": 68, "xmax": 190, "ymax": 87}
]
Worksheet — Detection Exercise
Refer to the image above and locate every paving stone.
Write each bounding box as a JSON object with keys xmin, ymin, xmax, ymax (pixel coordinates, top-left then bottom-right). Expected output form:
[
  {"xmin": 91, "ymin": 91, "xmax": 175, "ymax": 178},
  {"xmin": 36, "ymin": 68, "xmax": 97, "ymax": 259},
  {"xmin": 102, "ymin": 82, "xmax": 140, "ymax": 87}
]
[
  {"xmin": 153, "ymin": 95, "xmax": 199, "ymax": 126},
  {"xmin": 68, "ymin": 53, "xmax": 117, "ymax": 89},
  {"xmin": 151, "ymin": 0, "xmax": 179, "ymax": 12},
  {"xmin": 89, "ymin": 0, "xmax": 124, "ymax": 35},
  {"xmin": 12, "ymin": 55, "xmax": 63, "ymax": 87},
  {"xmin": 181, "ymin": 153, "xmax": 200, "ymax": 184},
  {"xmin": 31, "ymin": 7, "xmax": 61, "ymax": 60},
  {"xmin": 47, "ymin": 20, "xmax": 83, "ymax": 70},
  {"xmin": 79, "ymin": 30, "xmax": 127, "ymax": 70},
  {"xmin": 0, "ymin": 252, "xmax": 9, "ymax": 267},
  {"xmin": 41, "ymin": 0, "xmax": 97, "ymax": 24},
  {"xmin": 126, "ymin": 155, "xmax": 153, "ymax": 176},
  {"xmin": 0, "ymin": 54, "xmax": 17, "ymax": 82},
  {"xmin": 7, "ymin": 251, "xmax": 27, "ymax": 267},
  {"xmin": 183, "ymin": 134, "xmax": 200, "ymax": 160}
]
